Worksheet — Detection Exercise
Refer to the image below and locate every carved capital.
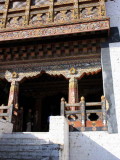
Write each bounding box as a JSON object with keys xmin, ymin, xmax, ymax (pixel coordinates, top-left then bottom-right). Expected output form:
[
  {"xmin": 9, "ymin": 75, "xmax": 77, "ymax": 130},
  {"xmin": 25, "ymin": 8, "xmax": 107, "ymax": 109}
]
[{"xmin": 5, "ymin": 71, "xmax": 23, "ymax": 82}]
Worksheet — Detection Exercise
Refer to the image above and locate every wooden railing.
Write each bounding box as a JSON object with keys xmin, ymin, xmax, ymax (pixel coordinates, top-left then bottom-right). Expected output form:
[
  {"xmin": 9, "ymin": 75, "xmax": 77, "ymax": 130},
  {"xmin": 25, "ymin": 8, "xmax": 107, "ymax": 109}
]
[
  {"xmin": 0, "ymin": 0, "xmax": 107, "ymax": 30},
  {"xmin": 0, "ymin": 104, "xmax": 13, "ymax": 122},
  {"xmin": 0, "ymin": 104, "xmax": 23, "ymax": 131},
  {"xmin": 61, "ymin": 96, "xmax": 107, "ymax": 131}
]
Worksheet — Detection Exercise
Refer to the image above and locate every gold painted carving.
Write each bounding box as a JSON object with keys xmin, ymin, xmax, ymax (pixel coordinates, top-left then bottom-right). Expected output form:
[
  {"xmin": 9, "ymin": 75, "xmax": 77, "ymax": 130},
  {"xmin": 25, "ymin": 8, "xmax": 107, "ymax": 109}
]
[
  {"xmin": 70, "ymin": 67, "xmax": 77, "ymax": 75},
  {"xmin": 12, "ymin": 72, "xmax": 18, "ymax": 78}
]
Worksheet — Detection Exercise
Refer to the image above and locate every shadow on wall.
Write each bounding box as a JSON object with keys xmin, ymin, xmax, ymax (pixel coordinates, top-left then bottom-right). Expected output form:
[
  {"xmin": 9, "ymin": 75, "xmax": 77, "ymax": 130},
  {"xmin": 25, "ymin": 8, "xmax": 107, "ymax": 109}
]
[
  {"xmin": 70, "ymin": 132, "xmax": 120, "ymax": 160},
  {"xmin": 0, "ymin": 132, "xmax": 61, "ymax": 160}
]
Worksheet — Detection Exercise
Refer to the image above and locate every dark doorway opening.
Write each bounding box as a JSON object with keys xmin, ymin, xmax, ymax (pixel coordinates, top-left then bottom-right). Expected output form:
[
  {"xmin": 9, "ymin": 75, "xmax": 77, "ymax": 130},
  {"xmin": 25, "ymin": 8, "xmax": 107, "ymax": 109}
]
[
  {"xmin": 18, "ymin": 73, "xmax": 68, "ymax": 132},
  {"xmin": 78, "ymin": 71, "xmax": 103, "ymax": 121},
  {"xmin": 0, "ymin": 79, "xmax": 10, "ymax": 106},
  {"xmin": 78, "ymin": 70, "xmax": 103, "ymax": 103},
  {"xmin": 41, "ymin": 92, "xmax": 67, "ymax": 131}
]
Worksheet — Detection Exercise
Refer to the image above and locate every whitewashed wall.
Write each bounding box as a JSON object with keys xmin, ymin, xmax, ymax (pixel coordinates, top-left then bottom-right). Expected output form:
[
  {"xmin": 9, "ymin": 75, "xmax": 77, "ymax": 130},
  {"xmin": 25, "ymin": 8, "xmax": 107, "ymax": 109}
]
[
  {"xmin": 50, "ymin": 116, "xmax": 69, "ymax": 160},
  {"xmin": 70, "ymin": 1, "xmax": 120, "ymax": 160},
  {"xmin": 69, "ymin": 42, "xmax": 120, "ymax": 160},
  {"xmin": 106, "ymin": 0, "xmax": 120, "ymax": 31}
]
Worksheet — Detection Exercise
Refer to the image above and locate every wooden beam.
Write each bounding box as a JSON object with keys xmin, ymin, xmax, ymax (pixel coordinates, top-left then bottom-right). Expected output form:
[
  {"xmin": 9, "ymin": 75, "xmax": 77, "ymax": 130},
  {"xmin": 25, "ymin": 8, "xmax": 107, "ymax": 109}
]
[
  {"xmin": 74, "ymin": 0, "xmax": 79, "ymax": 19},
  {"xmin": 49, "ymin": 0, "xmax": 54, "ymax": 22},
  {"xmin": 24, "ymin": 0, "xmax": 31, "ymax": 25},
  {"xmin": 86, "ymin": 102, "xmax": 102, "ymax": 106},
  {"xmin": 2, "ymin": 0, "xmax": 10, "ymax": 28}
]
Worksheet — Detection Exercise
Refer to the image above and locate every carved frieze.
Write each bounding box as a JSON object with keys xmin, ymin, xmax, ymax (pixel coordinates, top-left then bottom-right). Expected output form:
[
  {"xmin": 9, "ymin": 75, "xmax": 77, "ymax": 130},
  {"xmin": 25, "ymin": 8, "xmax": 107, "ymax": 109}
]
[
  {"xmin": 0, "ymin": 20, "xmax": 109, "ymax": 41},
  {"xmin": 3, "ymin": 63, "xmax": 101, "ymax": 82}
]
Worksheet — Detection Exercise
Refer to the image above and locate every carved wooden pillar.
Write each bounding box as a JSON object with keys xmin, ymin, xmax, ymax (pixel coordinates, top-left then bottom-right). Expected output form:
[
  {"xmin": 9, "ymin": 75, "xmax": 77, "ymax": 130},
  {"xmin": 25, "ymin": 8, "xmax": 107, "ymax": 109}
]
[
  {"xmin": 68, "ymin": 77, "xmax": 78, "ymax": 111},
  {"xmin": 6, "ymin": 71, "xmax": 22, "ymax": 131},
  {"xmin": 7, "ymin": 80, "xmax": 19, "ymax": 129},
  {"xmin": 8, "ymin": 81, "xmax": 19, "ymax": 107}
]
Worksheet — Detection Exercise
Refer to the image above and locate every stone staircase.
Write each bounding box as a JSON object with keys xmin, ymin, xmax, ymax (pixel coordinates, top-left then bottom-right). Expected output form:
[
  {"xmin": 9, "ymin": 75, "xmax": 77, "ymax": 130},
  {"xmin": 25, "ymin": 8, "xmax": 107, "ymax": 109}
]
[{"xmin": 0, "ymin": 133, "xmax": 61, "ymax": 160}]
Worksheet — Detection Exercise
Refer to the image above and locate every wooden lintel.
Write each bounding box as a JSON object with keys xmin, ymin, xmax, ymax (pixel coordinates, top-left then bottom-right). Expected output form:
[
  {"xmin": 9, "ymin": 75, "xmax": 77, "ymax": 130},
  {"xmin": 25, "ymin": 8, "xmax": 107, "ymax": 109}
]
[{"xmin": 0, "ymin": 19, "xmax": 110, "ymax": 42}]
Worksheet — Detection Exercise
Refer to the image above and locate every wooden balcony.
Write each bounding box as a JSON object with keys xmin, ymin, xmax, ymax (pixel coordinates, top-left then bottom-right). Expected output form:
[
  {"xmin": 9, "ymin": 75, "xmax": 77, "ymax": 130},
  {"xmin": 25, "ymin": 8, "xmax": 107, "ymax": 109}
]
[
  {"xmin": 61, "ymin": 96, "xmax": 108, "ymax": 132},
  {"xmin": 0, "ymin": 0, "xmax": 110, "ymax": 41}
]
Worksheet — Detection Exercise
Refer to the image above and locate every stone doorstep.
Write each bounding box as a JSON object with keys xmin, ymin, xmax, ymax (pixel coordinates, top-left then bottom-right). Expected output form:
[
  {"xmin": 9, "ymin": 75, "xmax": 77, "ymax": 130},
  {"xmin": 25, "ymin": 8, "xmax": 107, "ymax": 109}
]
[{"xmin": 0, "ymin": 132, "xmax": 50, "ymax": 138}]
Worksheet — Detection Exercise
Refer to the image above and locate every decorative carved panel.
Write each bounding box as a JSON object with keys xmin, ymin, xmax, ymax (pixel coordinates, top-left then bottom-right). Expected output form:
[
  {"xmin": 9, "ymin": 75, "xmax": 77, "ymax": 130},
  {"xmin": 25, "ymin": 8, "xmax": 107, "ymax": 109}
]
[
  {"xmin": 6, "ymin": 16, "xmax": 25, "ymax": 28},
  {"xmin": 80, "ymin": 6, "xmax": 99, "ymax": 19},
  {"xmin": 29, "ymin": 13, "xmax": 49, "ymax": 25},
  {"xmin": 0, "ymin": 20, "xmax": 109, "ymax": 41},
  {"xmin": 0, "ymin": 0, "xmax": 109, "ymax": 41}
]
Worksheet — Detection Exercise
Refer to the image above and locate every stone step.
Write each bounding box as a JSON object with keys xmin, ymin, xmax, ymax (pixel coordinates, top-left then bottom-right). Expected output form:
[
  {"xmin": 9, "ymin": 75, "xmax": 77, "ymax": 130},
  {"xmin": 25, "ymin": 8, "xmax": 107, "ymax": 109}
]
[
  {"xmin": 0, "ymin": 132, "xmax": 49, "ymax": 139},
  {"xmin": 0, "ymin": 133, "xmax": 62, "ymax": 160},
  {"xmin": 0, "ymin": 144, "xmax": 60, "ymax": 160},
  {"xmin": 0, "ymin": 158, "xmax": 57, "ymax": 160},
  {"xmin": 0, "ymin": 138, "xmax": 50, "ymax": 145},
  {"xmin": 0, "ymin": 154, "xmax": 58, "ymax": 160},
  {"xmin": 0, "ymin": 144, "xmax": 59, "ymax": 152},
  {"xmin": 0, "ymin": 132, "xmax": 50, "ymax": 145}
]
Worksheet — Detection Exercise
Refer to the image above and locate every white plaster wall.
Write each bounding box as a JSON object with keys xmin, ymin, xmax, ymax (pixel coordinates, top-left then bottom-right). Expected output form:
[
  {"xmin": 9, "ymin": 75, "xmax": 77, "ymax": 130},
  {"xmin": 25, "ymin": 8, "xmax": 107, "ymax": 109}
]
[
  {"xmin": 70, "ymin": 132, "xmax": 120, "ymax": 160},
  {"xmin": 50, "ymin": 116, "xmax": 69, "ymax": 160},
  {"xmin": 109, "ymin": 42, "xmax": 120, "ymax": 133},
  {"xmin": 106, "ymin": 0, "xmax": 120, "ymax": 31},
  {"xmin": 70, "ymin": 42, "xmax": 120, "ymax": 160}
]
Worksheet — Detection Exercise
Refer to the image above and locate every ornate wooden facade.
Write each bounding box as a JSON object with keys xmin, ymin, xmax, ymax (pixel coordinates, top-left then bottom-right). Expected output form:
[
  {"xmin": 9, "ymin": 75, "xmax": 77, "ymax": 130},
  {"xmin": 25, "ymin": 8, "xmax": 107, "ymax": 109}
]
[
  {"xmin": 0, "ymin": 0, "xmax": 110, "ymax": 132},
  {"xmin": 0, "ymin": 0, "xmax": 109, "ymax": 41}
]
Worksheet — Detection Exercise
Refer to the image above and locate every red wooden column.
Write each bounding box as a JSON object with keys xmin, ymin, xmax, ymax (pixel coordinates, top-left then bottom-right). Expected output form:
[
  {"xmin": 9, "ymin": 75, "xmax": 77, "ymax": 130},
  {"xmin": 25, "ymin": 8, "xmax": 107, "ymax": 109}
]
[
  {"xmin": 8, "ymin": 81, "xmax": 19, "ymax": 108},
  {"xmin": 7, "ymin": 80, "xmax": 19, "ymax": 130},
  {"xmin": 68, "ymin": 77, "xmax": 78, "ymax": 111},
  {"xmin": 5, "ymin": 71, "xmax": 23, "ymax": 127}
]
